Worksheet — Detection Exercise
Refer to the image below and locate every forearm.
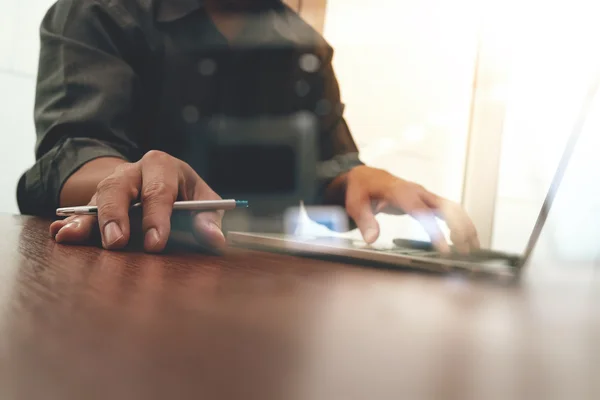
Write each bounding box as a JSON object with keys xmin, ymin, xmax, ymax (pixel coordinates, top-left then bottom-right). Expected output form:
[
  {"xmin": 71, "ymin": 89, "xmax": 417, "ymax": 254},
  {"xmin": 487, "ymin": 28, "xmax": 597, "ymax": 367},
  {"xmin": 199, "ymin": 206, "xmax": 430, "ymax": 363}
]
[{"xmin": 59, "ymin": 157, "xmax": 127, "ymax": 207}]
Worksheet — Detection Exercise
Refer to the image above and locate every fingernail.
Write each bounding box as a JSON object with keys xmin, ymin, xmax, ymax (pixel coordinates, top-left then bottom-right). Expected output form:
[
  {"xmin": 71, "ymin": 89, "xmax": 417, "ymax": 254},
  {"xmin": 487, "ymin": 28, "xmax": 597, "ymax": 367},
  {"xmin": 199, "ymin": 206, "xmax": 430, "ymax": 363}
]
[
  {"xmin": 103, "ymin": 222, "xmax": 123, "ymax": 247},
  {"xmin": 54, "ymin": 220, "xmax": 79, "ymax": 237},
  {"xmin": 364, "ymin": 228, "xmax": 378, "ymax": 243},
  {"xmin": 145, "ymin": 228, "xmax": 161, "ymax": 250}
]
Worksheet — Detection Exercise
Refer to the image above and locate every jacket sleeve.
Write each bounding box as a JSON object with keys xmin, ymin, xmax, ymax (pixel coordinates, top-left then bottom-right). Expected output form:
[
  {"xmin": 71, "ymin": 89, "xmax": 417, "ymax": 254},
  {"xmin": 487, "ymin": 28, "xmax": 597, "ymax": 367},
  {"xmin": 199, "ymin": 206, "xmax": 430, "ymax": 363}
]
[
  {"xmin": 17, "ymin": 0, "xmax": 143, "ymax": 216},
  {"xmin": 313, "ymin": 47, "xmax": 364, "ymax": 203}
]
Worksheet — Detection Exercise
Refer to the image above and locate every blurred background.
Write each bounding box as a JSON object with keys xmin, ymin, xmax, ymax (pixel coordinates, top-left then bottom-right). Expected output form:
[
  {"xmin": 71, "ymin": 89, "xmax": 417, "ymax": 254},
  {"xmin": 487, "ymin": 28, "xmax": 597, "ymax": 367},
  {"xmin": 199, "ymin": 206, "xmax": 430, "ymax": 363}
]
[{"xmin": 2, "ymin": 0, "xmax": 599, "ymax": 263}]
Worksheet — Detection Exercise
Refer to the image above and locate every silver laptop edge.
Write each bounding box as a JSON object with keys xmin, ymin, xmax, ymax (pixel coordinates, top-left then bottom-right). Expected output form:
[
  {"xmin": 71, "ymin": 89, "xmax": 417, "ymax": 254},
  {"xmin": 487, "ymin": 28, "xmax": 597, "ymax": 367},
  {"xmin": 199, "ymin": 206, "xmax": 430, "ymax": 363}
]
[{"xmin": 519, "ymin": 73, "xmax": 600, "ymax": 268}]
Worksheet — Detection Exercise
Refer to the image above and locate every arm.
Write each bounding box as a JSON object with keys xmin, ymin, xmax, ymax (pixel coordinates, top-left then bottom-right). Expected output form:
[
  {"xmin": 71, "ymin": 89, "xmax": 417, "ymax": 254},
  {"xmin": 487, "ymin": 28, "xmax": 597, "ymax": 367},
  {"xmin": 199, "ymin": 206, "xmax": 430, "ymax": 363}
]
[
  {"xmin": 310, "ymin": 48, "xmax": 364, "ymax": 205},
  {"xmin": 20, "ymin": 0, "xmax": 227, "ymax": 252},
  {"xmin": 17, "ymin": 0, "xmax": 143, "ymax": 216}
]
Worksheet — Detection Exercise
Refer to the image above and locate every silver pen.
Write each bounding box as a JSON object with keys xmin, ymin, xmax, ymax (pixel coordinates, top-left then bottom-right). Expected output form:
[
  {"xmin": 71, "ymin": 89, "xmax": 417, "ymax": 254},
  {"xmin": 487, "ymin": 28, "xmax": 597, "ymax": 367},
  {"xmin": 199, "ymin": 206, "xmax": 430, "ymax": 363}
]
[{"xmin": 56, "ymin": 199, "xmax": 249, "ymax": 217}]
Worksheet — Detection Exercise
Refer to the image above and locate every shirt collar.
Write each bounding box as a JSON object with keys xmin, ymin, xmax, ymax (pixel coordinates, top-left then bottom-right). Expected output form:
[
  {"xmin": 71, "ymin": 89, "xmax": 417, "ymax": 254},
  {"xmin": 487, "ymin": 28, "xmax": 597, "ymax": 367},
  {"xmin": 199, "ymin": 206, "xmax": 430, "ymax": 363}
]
[{"xmin": 156, "ymin": 0, "xmax": 203, "ymax": 23}]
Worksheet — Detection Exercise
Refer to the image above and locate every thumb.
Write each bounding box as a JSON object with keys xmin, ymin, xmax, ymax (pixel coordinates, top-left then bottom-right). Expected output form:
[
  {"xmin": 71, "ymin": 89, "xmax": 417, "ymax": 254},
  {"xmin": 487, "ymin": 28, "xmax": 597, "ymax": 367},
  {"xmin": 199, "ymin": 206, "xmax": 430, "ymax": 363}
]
[
  {"xmin": 346, "ymin": 189, "xmax": 380, "ymax": 244},
  {"xmin": 52, "ymin": 195, "xmax": 99, "ymax": 244},
  {"xmin": 193, "ymin": 210, "xmax": 226, "ymax": 249},
  {"xmin": 52, "ymin": 215, "xmax": 97, "ymax": 244}
]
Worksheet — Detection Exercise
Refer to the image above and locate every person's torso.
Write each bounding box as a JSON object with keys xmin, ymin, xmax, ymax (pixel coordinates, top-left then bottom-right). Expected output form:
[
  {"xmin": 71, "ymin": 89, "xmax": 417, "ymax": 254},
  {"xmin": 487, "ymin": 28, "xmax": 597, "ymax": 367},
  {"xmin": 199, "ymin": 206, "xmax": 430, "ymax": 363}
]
[{"xmin": 128, "ymin": 5, "xmax": 334, "ymax": 189}]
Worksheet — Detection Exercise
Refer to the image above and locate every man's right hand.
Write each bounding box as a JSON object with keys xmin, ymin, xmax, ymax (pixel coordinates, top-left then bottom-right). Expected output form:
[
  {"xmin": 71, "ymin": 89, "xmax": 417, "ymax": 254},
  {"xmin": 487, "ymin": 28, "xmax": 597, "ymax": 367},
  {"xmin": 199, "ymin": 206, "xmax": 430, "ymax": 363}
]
[{"xmin": 50, "ymin": 151, "xmax": 225, "ymax": 252}]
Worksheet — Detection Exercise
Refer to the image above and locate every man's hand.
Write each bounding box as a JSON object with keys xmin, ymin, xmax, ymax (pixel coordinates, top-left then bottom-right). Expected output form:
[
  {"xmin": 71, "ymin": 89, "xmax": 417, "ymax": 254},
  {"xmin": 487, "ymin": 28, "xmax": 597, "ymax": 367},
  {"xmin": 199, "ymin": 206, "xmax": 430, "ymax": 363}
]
[
  {"xmin": 335, "ymin": 166, "xmax": 480, "ymax": 253},
  {"xmin": 50, "ymin": 151, "xmax": 225, "ymax": 252}
]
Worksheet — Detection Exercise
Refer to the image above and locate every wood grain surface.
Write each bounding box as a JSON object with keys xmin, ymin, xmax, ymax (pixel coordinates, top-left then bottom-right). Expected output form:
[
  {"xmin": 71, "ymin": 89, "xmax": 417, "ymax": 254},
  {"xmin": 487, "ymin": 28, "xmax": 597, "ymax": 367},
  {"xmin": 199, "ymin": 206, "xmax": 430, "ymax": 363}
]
[{"xmin": 0, "ymin": 215, "xmax": 598, "ymax": 400}]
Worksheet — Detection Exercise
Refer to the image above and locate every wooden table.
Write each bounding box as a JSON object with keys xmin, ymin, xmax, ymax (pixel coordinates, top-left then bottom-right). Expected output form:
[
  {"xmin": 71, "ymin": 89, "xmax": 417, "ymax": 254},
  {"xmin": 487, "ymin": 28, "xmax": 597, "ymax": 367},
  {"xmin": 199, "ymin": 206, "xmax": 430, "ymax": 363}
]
[{"xmin": 0, "ymin": 216, "xmax": 598, "ymax": 400}]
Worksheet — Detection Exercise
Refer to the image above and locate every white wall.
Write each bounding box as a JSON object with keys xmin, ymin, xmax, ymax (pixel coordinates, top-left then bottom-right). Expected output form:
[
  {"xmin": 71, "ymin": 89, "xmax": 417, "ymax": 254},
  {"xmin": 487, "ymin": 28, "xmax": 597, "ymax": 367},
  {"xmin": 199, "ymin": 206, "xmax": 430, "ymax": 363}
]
[{"xmin": 0, "ymin": 0, "xmax": 54, "ymax": 214}]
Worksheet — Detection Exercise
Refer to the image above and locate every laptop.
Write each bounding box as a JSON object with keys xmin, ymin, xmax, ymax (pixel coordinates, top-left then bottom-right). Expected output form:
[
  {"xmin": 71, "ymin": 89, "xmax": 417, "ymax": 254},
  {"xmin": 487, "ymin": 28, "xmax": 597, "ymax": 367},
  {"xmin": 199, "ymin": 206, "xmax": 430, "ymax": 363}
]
[{"xmin": 227, "ymin": 74, "xmax": 600, "ymax": 280}]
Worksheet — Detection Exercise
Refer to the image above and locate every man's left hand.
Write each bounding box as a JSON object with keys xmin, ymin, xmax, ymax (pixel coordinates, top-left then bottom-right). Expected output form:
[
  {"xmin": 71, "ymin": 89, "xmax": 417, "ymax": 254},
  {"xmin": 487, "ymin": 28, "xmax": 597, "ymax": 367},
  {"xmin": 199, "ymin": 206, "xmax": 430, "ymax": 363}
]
[{"xmin": 332, "ymin": 166, "xmax": 480, "ymax": 253}]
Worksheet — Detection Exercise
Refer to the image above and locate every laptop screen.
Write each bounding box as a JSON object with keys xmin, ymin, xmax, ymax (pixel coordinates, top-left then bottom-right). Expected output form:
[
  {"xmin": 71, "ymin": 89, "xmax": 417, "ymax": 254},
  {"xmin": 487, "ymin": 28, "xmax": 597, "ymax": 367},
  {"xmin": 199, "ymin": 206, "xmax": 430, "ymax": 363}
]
[{"xmin": 521, "ymin": 73, "xmax": 600, "ymax": 266}]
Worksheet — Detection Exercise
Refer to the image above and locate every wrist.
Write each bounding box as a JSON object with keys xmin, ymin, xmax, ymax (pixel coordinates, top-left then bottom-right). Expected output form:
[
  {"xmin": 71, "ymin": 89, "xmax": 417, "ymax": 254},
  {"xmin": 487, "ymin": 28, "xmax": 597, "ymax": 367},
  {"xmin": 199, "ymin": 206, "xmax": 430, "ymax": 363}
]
[{"xmin": 318, "ymin": 153, "xmax": 364, "ymax": 205}]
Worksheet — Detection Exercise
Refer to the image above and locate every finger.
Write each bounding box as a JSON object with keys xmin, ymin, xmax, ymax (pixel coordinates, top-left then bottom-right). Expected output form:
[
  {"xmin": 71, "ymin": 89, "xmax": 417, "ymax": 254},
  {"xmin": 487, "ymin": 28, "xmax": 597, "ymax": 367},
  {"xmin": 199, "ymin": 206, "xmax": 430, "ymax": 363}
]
[
  {"xmin": 446, "ymin": 220, "xmax": 471, "ymax": 254},
  {"xmin": 346, "ymin": 186, "xmax": 380, "ymax": 244},
  {"xmin": 470, "ymin": 232, "xmax": 481, "ymax": 250},
  {"xmin": 436, "ymin": 197, "xmax": 479, "ymax": 253},
  {"xmin": 181, "ymin": 162, "xmax": 226, "ymax": 250},
  {"xmin": 51, "ymin": 194, "xmax": 99, "ymax": 244},
  {"xmin": 193, "ymin": 210, "xmax": 226, "ymax": 250},
  {"xmin": 373, "ymin": 200, "xmax": 389, "ymax": 215},
  {"xmin": 404, "ymin": 200, "xmax": 450, "ymax": 253},
  {"xmin": 191, "ymin": 192, "xmax": 225, "ymax": 250},
  {"xmin": 50, "ymin": 216, "xmax": 74, "ymax": 238},
  {"xmin": 423, "ymin": 192, "xmax": 468, "ymax": 253},
  {"xmin": 421, "ymin": 190, "xmax": 442, "ymax": 213},
  {"xmin": 449, "ymin": 225, "xmax": 480, "ymax": 254},
  {"xmin": 54, "ymin": 215, "xmax": 97, "ymax": 244},
  {"xmin": 95, "ymin": 164, "xmax": 141, "ymax": 250},
  {"xmin": 450, "ymin": 232, "xmax": 470, "ymax": 254},
  {"xmin": 140, "ymin": 156, "xmax": 179, "ymax": 253},
  {"xmin": 461, "ymin": 218, "xmax": 480, "ymax": 251}
]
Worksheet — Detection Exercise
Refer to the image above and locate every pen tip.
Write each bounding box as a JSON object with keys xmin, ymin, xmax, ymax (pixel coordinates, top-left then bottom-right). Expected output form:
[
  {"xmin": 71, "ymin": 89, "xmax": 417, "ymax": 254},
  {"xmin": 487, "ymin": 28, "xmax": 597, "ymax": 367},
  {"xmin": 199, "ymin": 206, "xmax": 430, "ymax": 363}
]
[{"xmin": 236, "ymin": 200, "xmax": 249, "ymax": 208}]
